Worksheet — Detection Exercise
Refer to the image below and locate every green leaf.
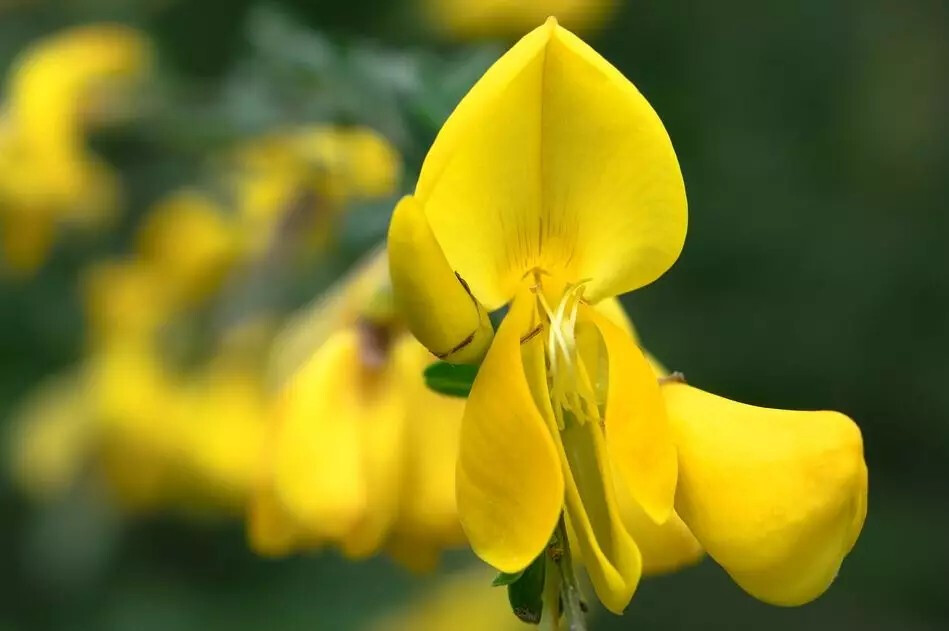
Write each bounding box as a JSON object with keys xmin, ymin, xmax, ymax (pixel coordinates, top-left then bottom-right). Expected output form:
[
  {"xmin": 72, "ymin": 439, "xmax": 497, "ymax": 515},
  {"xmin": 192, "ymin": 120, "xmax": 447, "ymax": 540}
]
[
  {"xmin": 492, "ymin": 570, "xmax": 524, "ymax": 587},
  {"xmin": 423, "ymin": 361, "xmax": 478, "ymax": 398},
  {"xmin": 506, "ymin": 552, "xmax": 546, "ymax": 625}
]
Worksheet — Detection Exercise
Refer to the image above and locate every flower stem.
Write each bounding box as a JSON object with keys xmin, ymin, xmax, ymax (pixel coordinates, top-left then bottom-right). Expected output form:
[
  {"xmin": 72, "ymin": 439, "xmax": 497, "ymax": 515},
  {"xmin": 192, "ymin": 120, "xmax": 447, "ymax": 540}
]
[{"xmin": 549, "ymin": 516, "xmax": 587, "ymax": 631}]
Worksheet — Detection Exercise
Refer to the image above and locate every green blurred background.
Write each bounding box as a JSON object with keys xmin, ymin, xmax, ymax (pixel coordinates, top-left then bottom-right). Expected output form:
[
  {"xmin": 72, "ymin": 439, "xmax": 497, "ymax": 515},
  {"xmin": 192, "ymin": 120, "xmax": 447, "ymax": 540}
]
[{"xmin": 1, "ymin": 0, "xmax": 947, "ymax": 629}]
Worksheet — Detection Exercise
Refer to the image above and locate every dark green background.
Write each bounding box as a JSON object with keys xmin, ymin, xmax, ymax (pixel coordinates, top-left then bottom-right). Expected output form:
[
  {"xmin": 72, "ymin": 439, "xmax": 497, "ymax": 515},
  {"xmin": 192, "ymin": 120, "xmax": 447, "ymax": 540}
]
[{"xmin": 1, "ymin": 0, "xmax": 946, "ymax": 629}]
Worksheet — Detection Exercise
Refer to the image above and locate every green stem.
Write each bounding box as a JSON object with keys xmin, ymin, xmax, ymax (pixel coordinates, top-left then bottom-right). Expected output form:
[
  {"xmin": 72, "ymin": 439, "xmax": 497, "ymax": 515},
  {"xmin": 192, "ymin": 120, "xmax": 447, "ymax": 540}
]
[{"xmin": 551, "ymin": 516, "xmax": 587, "ymax": 631}]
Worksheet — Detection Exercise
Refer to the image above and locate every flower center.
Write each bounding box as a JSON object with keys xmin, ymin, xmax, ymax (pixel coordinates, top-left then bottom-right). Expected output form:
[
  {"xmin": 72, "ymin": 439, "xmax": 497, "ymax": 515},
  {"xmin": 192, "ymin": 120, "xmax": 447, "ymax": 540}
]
[{"xmin": 531, "ymin": 277, "xmax": 601, "ymax": 431}]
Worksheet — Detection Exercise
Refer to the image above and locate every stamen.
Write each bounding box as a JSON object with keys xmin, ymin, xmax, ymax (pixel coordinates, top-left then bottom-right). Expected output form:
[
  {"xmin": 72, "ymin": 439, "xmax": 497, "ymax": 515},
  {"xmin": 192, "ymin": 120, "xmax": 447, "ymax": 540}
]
[{"xmin": 531, "ymin": 279, "xmax": 599, "ymax": 430}]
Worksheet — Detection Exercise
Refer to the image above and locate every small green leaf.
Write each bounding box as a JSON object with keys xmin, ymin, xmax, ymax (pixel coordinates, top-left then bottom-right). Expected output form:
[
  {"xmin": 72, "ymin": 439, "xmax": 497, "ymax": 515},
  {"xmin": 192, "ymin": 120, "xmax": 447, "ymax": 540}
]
[
  {"xmin": 492, "ymin": 570, "xmax": 524, "ymax": 587},
  {"xmin": 423, "ymin": 361, "xmax": 478, "ymax": 398},
  {"xmin": 507, "ymin": 552, "xmax": 546, "ymax": 625}
]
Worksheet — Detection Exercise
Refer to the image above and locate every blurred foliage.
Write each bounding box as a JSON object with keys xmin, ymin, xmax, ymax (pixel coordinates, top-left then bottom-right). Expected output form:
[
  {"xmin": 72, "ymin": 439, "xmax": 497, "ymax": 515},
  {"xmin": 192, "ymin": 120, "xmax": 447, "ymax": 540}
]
[{"xmin": 0, "ymin": 0, "xmax": 947, "ymax": 629}]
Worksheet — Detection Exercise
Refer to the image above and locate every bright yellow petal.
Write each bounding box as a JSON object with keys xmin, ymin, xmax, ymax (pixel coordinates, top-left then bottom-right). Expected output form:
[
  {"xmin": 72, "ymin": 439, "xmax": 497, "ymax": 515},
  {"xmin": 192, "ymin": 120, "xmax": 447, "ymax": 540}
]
[
  {"xmin": 593, "ymin": 296, "xmax": 638, "ymax": 343},
  {"xmin": 415, "ymin": 19, "xmax": 686, "ymax": 307},
  {"xmin": 388, "ymin": 195, "xmax": 493, "ymax": 363},
  {"xmin": 560, "ymin": 419, "xmax": 643, "ymax": 613},
  {"xmin": 456, "ymin": 292, "xmax": 563, "ymax": 573},
  {"xmin": 664, "ymin": 384, "xmax": 868, "ymax": 606},
  {"xmin": 586, "ymin": 305, "xmax": 677, "ymax": 524},
  {"xmin": 610, "ymin": 460, "xmax": 703, "ymax": 576},
  {"xmin": 270, "ymin": 330, "xmax": 369, "ymax": 542}
]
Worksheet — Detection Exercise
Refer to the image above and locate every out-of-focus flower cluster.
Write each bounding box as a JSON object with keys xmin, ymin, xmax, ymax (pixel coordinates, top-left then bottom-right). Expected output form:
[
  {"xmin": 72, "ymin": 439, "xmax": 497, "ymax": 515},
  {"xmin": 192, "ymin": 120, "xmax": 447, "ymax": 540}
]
[{"xmin": 5, "ymin": 23, "xmax": 471, "ymax": 572}]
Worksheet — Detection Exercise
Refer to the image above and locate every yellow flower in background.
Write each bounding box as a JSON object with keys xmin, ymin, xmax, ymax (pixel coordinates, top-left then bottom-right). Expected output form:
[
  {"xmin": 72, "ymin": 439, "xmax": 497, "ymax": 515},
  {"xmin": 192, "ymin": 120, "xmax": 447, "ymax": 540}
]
[
  {"xmin": 0, "ymin": 24, "xmax": 151, "ymax": 274},
  {"xmin": 389, "ymin": 18, "xmax": 866, "ymax": 614},
  {"xmin": 249, "ymin": 251, "xmax": 465, "ymax": 570},
  {"xmin": 86, "ymin": 339, "xmax": 269, "ymax": 515},
  {"xmin": 170, "ymin": 355, "xmax": 269, "ymax": 512},
  {"xmin": 87, "ymin": 343, "xmax": 184, "ymax": 511},
  {"xmin": 84, "ymin": 191, "xmax": 238, "ymax": 349},
  {"xmin": 136, "ymin": 190, "xmax": 241, "ymax": 309},
  {"xmin": 423, "ymin": 0, "xmax": 616, "ymax": 39},
  {"xmin": 7, "ymin": 370, "xmax": 96, "ymax": 501},
  {"xmin": 230, "ymin": 126, "xmax": 401, "ymax": 257},
  {"xmin": 82, "ymin": 260, "xmax": 173, "ymax": 349},
  {"xmin": 365, "ymin": 567, "xmax": 534, "ymax": 631}
]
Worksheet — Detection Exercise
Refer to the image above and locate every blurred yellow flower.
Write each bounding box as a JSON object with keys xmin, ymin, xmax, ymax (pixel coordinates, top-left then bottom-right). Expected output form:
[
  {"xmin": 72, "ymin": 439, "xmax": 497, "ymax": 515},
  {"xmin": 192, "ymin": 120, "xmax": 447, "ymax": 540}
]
[
  {"xmin": 249, "ymin": 252, "xmax": 465, "ymax": 569},
  {"xmin": 0, "ymin": 24, "xmax": 151, "ymax": 274},
  {"xmin": 230, "ymin": 126, "xmax": 401, "ymax": 257},
  {"xmin": 82, "ymin": 260, "xmax": 173, "ymax": 349},
  {"xmin": 83, "ymin": 191, "xmax": 238, "ymax": 350},
  {"xmin": 388, "ymin": 18, "xmax": 867, "ymax": 615},
  {"xmin": 423, "ymin": 0, "xmax": 616, "ymax": 39},
  {"xmin": 365, "ymin": 567, "xmax": 534, "ymax": 631},
  {"xmin": 136, "ymin": 190, "xmax": 241, "ymax": 308},
  {"xmin": 173, "ymin": 356, "xmax": 268, "ymax": 512},
  {"xmin": 87, "ymin": 341, "xmax": 269, "ymax": 514},
  {"xmin": 88, "ymin": 343, "xmax": 183, "ymax": 512}
]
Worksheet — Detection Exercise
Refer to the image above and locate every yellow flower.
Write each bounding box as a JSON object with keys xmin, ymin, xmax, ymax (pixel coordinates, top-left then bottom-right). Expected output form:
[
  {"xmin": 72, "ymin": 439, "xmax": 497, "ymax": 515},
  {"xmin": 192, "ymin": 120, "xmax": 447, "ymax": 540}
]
[
  {"xmin": 388, "ymin": 18, "xmax": 866, "ymax": 614},
  {"xmin": 423, "ymin": 0, "xmax": 616, "ymax": 39},
  {"xmin": 0, "ymin": 24, "xmax": 150, "ymax": 274},
  {"xmin": 248, "ymin": 252, "xmax": 465, "ymax": 569},
  {"xmin": 230, "ymin": 126, "xmax": 401, "ymax": 257},
  {"xmin": 135, "ymin": 190, "xmax": 241, "ymax": 308}
]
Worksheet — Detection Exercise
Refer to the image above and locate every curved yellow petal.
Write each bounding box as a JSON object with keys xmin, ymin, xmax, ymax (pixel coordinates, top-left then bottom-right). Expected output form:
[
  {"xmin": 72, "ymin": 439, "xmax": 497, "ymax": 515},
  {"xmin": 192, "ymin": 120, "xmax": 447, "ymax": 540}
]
[
  {"xmin": 388, "ymin": 195, "xmax": 493, "ymax": 363},
  {"xmin": 593, "ymin": 296, "xmax": 638, "ymax": 343},
  {"xmin": 415, "ymin": 19, "xmax": 686, "ymax": 307},
  {"xmin": 610, "ymin": 461, "xmax": 703, "ymax": 576},
  {"xmin": 456, "ymin": 292, "xmax": 563, "ymax": 573},
  {"xmin": 586, "ymin": 305, "xmax": 677, "ymax": 524},
  {"xmin": 664, "ymin": 384, "xmax": 868, "ymax": 606},
  {"xmin": 560, "ymin": 419, "xmax": 643, "ymax": 613}
]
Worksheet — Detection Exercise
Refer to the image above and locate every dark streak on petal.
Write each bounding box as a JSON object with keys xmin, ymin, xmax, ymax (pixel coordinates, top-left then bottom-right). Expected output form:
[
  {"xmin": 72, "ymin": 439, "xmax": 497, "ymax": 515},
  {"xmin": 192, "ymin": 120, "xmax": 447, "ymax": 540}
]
[{"xmin": 434, "ymin": 330, "xmax": 476, "ymax": 359}]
